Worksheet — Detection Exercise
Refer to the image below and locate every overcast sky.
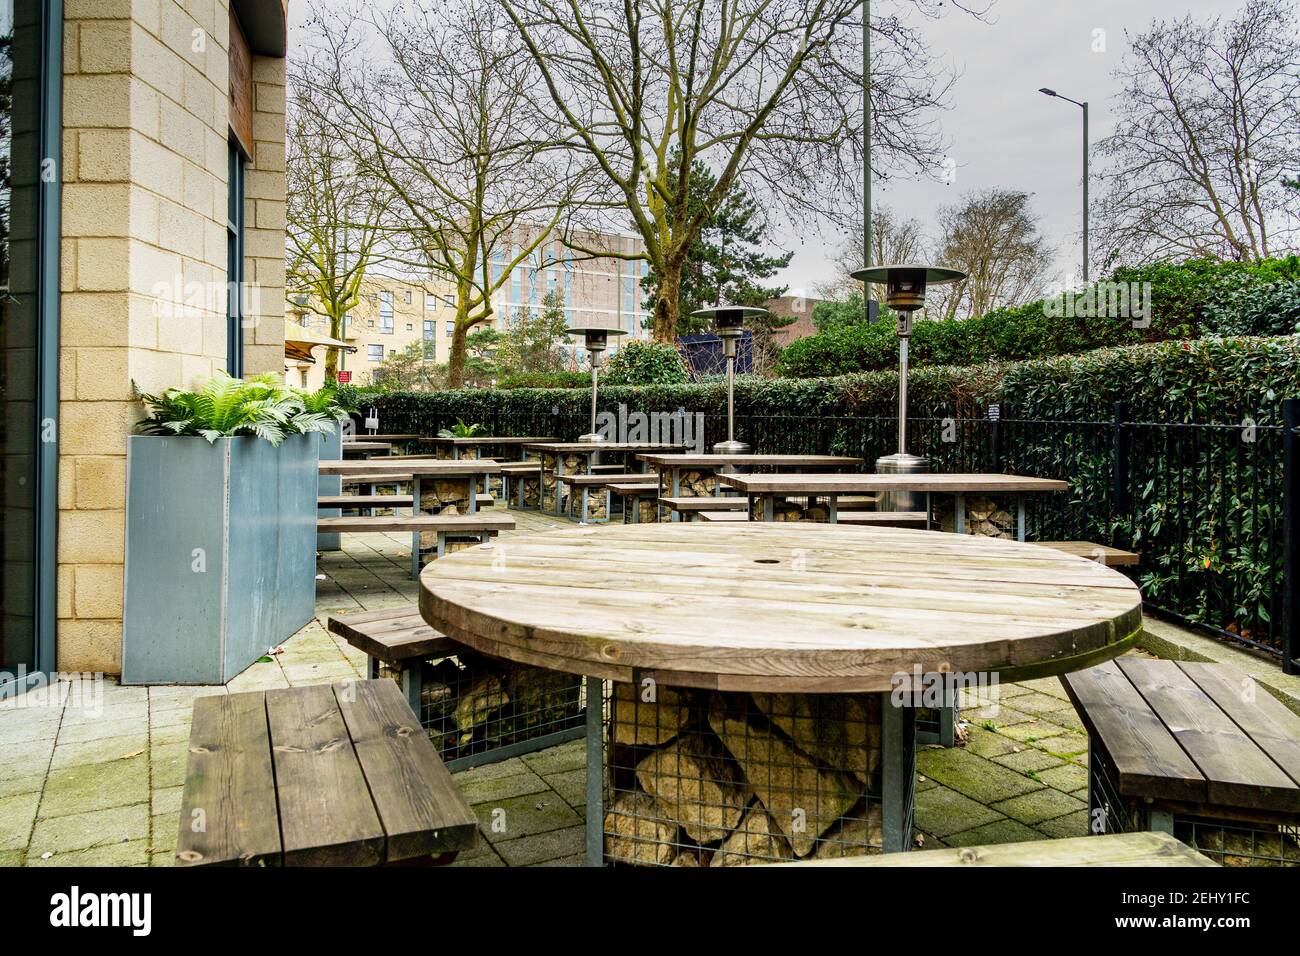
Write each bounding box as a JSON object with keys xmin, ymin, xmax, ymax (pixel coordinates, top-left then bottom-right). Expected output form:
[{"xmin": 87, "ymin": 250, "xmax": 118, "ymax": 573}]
[{"xmin": 288, "ymin": 0, "xmax": 1247, "ymax": 296}]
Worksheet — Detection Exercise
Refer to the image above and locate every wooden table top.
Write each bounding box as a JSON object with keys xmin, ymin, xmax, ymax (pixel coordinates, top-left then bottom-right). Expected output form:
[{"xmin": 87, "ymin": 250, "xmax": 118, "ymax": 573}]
[
  {"xmin": 718, "ymin": 472, "xmax": 1070, "ymax": 494},
  {"xmin": 638, "ymin": 453, "xmax": 864, "ymax": 468},
  {"xmin": 525, "ymin": 441, "xmax": 687, "ymax": 454},
  {"xmin": 342, "ymin": 441, "xmax": 393, "ymax": 452},
  {"xmin": 427, "ymin": 435, "xmax": 556, "ymax": 446},
  {"xmin": 346, "ymin": 434, "xmax": 422, "ymax": 442},
  {"xmin": 1061, "ymin": 659, "xmax": 1300, "ymax": 813},
  {"xmin": 319, "ymin": 458, "xmax": 501, "ymax": 476},
  {"xmin": 419, "ymin": 523, "xmax": 1141, "ymax": 693},
  {"xmin": 176, "ymin": 681, "xmax": 478, "ymax": 866}
]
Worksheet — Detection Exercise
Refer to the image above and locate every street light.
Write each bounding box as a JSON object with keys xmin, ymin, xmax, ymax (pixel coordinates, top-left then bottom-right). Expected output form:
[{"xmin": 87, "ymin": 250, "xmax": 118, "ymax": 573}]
[
  {"xmin": 565, "ymin": 320, "xmax": 627, "ymax": 442},
  {"xmin": 1039, "ymin": 87, "xmax": 1089, "ymax": 284},
  {"xmin": 850, "ymin": 264, "xmax": 965, "ymax": 509},
  {"xmin": 690, "ymin": 304, "xmax": 767, "ymax": 454}
]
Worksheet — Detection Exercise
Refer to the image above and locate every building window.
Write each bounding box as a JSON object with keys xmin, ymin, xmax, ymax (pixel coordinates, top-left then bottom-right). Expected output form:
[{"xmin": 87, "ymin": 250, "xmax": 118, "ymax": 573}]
[
  {"xmin": 423, "ymin": 320, "xmax": 435, "ymax": 359},
  {"xmin": 367, "ymin": 344, "xmax": 384, "ymax": 362},
  {"xmin": 226, "ymin": 138, "xmax": 246, "ymax": 376},
  {"xmin": 405, "ymin": 323, "xmax": 413, "ymax": 331},
  {"xmin": 379, "ymin": 291, "xmax": 393, "ymax": 333},
  {"xmin": 404, "ymin": 290, "xmax": 412, "ymax": 305},
  {"xmin": 445, "ymin": 320, "xmax": 455, "ymax": 336}
]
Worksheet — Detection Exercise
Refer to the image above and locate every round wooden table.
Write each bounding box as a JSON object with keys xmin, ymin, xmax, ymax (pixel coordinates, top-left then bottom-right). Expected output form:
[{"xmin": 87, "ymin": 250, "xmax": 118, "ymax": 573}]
[{"xmin": 419, "ymin": 523, "xmax": 1143, "ymax": 865}]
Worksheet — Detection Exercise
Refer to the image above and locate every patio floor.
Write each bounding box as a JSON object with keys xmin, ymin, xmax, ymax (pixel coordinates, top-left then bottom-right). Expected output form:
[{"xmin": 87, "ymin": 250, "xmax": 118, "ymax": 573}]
[{"xmin": 0, "ymin": 508, "xmax": 1113, "ymax": 867}]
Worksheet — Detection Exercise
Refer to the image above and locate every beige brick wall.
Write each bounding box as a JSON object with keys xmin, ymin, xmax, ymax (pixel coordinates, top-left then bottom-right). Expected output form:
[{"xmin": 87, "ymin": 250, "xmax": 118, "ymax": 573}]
[{"xmin": 58, "ymin": 0, "xmax": 287, "ymax": 673}]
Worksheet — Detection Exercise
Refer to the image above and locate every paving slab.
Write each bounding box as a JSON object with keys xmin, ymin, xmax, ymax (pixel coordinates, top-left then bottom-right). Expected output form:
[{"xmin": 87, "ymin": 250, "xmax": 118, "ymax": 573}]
[
  {"xmin": 916, "ymin": 746, "xmax": 1043, "ymax": 805},
  {"xmin": 914, "ymin": 784, "xmax": 1004, "ymax": 838},
  {"xmin": 28, "ymin": 802, "xmax": 149, "ymax": 855},
  {"xmin": 990, "ymin": 788, "xmax": 1087, "ymax": 826},
  {"xmin": 943, "ymin": 818, "xmax": 1043, "ymax": 847},
  {"xmin": 473, "ymin": 791, "xmax": 582, "ymax": 844}
]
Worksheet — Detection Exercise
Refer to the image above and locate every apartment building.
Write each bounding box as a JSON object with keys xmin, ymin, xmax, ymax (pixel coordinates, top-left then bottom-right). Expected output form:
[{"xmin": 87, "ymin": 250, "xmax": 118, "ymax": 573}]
[
  {"xmin": 288, "ymin": 228, "xmax": 654, "ymax": 387},
  {"xmin": 287, "ymin": 276, "xmax": 459, "ymax": 390},
  {"xmin": 1, "ymin": 1, "xmax": 291, "ymax": 686}
]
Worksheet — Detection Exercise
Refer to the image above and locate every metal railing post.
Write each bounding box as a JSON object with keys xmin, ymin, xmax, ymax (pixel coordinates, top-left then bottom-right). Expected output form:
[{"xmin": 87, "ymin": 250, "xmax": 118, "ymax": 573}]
[
  {"xmin": 1112, "ymin": 401, "xmax": 1130, "ymax": 518},
  {"xmin": 1283, "ymin": 399, "xmax": 1299, "ymax": 675}
]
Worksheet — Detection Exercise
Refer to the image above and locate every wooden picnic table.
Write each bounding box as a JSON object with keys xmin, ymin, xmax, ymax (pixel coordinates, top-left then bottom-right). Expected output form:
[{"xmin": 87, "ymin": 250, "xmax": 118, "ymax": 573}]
[
  {"xmin": 718, "ymin": 472, "xmax": 1069, "ymax": 541},
  {"xmin": 341, "ymin": 441, "xmax": 392, "ymax": 457},
  {"xmin": 176, "ymin": 680, "xmax": 478, "ymax": 866},
  {"xmin": 636, "ymin": 453, "xmax": 865, "ymax": 522},
  {"xmin": 420, "ymin": 522, "xmax": 1142, "ymax": 864},
  {"xmin": 346, "ymin": 433, "xmax": 422, "ymax": 442},
  {"xmin": 319, "ymin": 458, "xmax": 500, "ymax": 530},
  {"xmin": 524, "ymin": 441, "xmax": 685, "ymax": 518}
]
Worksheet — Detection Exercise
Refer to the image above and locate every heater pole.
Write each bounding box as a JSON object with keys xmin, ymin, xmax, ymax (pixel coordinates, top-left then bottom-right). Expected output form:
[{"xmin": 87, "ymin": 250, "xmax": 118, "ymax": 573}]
[
  {"xmin": 589, "ymin": 361, "xmax": 599, "ymax": 438},
  {"xmin": 897, "ymin": 336, "xmax": 909, "ymax": 456},
  {"xmin": 726, "ymin": 354, "xmax": 736, "ymax": 444}
]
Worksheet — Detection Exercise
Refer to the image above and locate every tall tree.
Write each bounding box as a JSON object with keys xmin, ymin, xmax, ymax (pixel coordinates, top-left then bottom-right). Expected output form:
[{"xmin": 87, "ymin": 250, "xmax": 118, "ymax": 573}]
[
  {"xmin": 300, "ymin": 0, "xmax": 588, "ymax": 387},
  {"xmin": 1096, "ymin": 0, "xmax": 1300, "ymax": 265},
  {"xmin": 495, "ymin": 289, "xmax": 570, "ymax": 374},
  {"xmin": 643, "ymin": 158, "xmax": 792, "ymax": 335},
  {"xmin": 819, "ymin": 204, "xmax": 929, "ymax": 302},
  {"xmin": 930, "ymin": 189, "xmax": 1052, "ymax": 321},
  {"xmin": 285, "ymin": 81, "xmax": 390, "ymax": 383},
  {"xmin": 501, "ymin": 0, "xmax": 979, "ymax": 342}
]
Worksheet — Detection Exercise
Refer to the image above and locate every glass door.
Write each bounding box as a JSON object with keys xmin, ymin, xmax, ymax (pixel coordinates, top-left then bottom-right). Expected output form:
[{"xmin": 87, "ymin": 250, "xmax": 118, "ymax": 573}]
[{"xmin": 1, "ymin": 0, "xmax": 59, "ymax": 696}]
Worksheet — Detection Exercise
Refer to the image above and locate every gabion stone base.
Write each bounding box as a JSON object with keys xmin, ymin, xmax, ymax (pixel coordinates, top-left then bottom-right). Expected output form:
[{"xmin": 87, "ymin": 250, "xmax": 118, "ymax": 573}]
[
  {"xmin": 603, "ymin": 683, "xmax": 884, "ymax": 866},
  {"xmin": 749, "ymin": 498, "xmax": 834, "ymax": 522},
  {"xmin": 671, "ymin": 470, "xmax": 718, "ymax": 497},
  {"xmin": 934, "ymin": 495, "xmax": 1014, "ymax": 538}
]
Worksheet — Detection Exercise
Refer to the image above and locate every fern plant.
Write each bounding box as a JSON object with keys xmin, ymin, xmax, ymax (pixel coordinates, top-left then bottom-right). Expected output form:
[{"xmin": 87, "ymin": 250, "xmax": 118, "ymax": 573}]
[
  {"xmin": 136, "ymin": 374, "xmax": 347, "ymax": 446},
  {"xmin": 437, "ymin": 418, "xmax": 488, "ymax": 438}
]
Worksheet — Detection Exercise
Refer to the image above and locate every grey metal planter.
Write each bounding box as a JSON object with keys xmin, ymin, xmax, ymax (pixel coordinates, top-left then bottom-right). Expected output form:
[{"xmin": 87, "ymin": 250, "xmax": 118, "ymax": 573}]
[
  {"xmin": 317, "ymin": 420, "xmax": 342, "ymax": 551},
  {"xmin": 121, "ymin": 433, "xmax": 319, "ymax": 684}
]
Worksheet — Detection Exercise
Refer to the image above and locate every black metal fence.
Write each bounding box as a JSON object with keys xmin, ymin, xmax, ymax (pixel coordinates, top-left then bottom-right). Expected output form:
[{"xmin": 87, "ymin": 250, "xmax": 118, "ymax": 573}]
[{"xmin": 375, "ymin": 398, "xmax": 1299, "ymax": 673}]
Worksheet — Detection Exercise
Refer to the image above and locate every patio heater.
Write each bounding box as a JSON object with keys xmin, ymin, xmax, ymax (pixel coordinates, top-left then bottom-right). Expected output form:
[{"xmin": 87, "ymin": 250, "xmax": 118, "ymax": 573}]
[
  {"xmin": 849, "ymin": 264, "xmax": 965, "ymax": 510},
  {"xmin": 691, "ymin": 304, "xmax": 767, "ymax": 454},
  {"xmin": 566, "ymin": 320, "xmax": 628, "ymax": 442}
]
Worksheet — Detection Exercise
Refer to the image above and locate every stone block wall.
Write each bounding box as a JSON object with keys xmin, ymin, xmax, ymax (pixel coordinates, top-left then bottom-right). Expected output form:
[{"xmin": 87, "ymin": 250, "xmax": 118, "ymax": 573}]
[{"xmin": 57, "ymin": 0, "xmax": 288, "ymax": 673}]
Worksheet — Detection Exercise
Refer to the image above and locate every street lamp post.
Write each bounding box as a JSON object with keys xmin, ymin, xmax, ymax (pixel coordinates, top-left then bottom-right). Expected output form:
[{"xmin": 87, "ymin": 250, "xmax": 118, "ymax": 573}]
[
  {"xmin": 850, "ymin": 264, "xmax": 966, "ymax": 509},
  {"xmin": 565, "ymin": 321, "xmax": 628, "ymax": 442},
  {"xmin": 1039, "ymin": 88, "xmax": 1089, "ymax": 284}
]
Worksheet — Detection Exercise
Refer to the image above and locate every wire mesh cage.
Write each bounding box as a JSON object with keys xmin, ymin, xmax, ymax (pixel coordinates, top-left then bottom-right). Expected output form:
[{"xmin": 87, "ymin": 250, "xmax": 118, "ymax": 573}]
[
  {"xmin": 601, "ymin": 680, "xmax": 892, "ymax": 866},
  {"xmin": 1089, "ymin": 747, "xmax": 1300, "ymax": 866},
  {"xmin": 380, "ymin": 651, "xmax": 585, "ymax": 770}
]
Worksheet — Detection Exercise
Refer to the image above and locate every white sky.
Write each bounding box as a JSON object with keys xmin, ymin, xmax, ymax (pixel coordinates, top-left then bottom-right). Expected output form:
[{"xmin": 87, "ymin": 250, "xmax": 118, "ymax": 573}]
[{"xmin": 289, "ymin": 0, "xmax": 1247, "ymax": 297}]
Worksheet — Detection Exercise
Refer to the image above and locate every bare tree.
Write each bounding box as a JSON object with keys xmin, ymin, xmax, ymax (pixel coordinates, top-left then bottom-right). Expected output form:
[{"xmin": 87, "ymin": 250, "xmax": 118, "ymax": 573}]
[
  {"xmin": 818, "ymin": 204, "xmax": 929, "ymax": 301},
  {"xmin": 299, "ymin": 0, "xmax": 589, "ymax": 387},
  {"xmin": 929, "ymin": 189, "xmax": 1052, "ymax": 321},
  {"xmin": 501, "ymin": 0, "xmax": 984, "ymax": 342},
  {"xmin": 285, "ymin": 81, "xmax": 391, "ymax": 384},
  {"xmin": 1096, "ymin": 0, "xmax": 1300, "ymax": 265}
]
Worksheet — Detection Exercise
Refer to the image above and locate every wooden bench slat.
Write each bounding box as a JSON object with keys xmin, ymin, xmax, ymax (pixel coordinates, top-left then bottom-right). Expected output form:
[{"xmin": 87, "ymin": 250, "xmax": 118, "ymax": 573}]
[
  {"xmin": 265, "ymin": 684, "xmax": 387, "ymax": 866},
  {"xmin": 563, "ymin": 473, "xmax": 658, "ymax": 487},
  {"xmin": 1060, "ymin": 660, "xmax": 1206, "ymax": 803},
  {"xmin": 341, "ymin": 474, "xmax": 409, "ymax": 486},
  {"xmin": 1179, "ymin": 662, "xmax": 1300, "ymax": 790},
  {"xmin": 328, "ymin": 608, "xmax": 459, "ymax": 664},
  {"xmin": 608, "ymin": 483, "xmax": 660, "ymax": 496},
  {"xmin": 177, "ymin": 693, "xmax": 282, "ymax": 867},
  {"xmin": 1118, "ymin": 658, "xmax": 1300, "ymax": 811},
  {"xmin": 498, "ymin": 462, "xmax": 542, "ymax": 475},
  {"xmin": 836, "ymin": 511, "xmax": 928, "ymax": 525},
  {"xmin": 316, "ymin": 514, "xmax": 515, "ymax": 534},
  {"xmin": 1036, "ymin": 541, "xmax": 1140, "ymax": 566},
  {"xmin": 336, "ymin": 681, "xmax": 479, "ymax": 861},
  {"xmin": 318, "ymin": 495, "xmax": 414, "ymax": 508},
  {"xmin": 696, "ymin": 511, "xmax": 750, "ymax": 522},
  {"xmin": 661, "ymin": 496, "xmax": 748, "ymax": 512},
  {"xmin": 771, "ymin": 832, "xmax": 1215, "ymax": 867}
]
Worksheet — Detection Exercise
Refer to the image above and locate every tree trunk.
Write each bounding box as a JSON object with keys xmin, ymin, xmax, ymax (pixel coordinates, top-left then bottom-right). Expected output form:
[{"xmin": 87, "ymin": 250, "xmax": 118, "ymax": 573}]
[
  {"xmin": 324, "ymin": 311, "xmax": 345, "ymax": 384},
  {"xmin": 652, "ymin": 263, "xmax": 682, "ymax": 344},
  {"xmin": 446, "ymin": 316, "xmax": 470, "ymax": 388}
]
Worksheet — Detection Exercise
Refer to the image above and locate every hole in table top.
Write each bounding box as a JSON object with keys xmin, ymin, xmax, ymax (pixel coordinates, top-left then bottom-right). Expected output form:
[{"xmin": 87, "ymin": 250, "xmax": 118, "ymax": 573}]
[{"xmin": 754, "ymin": 558, "xmax": 780, "ymax": 564}]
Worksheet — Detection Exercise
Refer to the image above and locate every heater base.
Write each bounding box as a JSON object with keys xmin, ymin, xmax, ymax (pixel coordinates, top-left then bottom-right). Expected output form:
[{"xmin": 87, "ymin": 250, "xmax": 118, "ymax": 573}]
[{"xmin": 712, "ymin": 439, "xmax": 751, "ymax": 455}]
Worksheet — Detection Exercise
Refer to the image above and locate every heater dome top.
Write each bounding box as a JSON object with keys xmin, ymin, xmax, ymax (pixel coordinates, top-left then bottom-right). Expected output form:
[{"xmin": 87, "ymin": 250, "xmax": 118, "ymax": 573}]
[
  {"xmin": 564, "ymin": 320, "xmax": 629, "ymax": 337},
  {"xmin": 849, "ymin": 264, "xmax": 966, "ymax": 286},
  {"xmin": 689, "ymin": 304, "xmax": 769, "ymax": 323}
]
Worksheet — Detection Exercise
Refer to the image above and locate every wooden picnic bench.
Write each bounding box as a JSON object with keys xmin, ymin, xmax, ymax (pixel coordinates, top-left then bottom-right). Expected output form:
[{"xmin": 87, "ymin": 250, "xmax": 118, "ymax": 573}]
[
  {"xmin": 176, "ymin": 680, "xmax": 478, "ymax": 866},
  {"xmin": 319, "ymin": 494, "xmax": 414, "ymax": 511},
  {"xmin": 328, "ymin": 607, "xmax": 587, "ymax": 770},
  {"xmin": 771, "ymin": 832, "xmax": 1214, "ymax": 867},
  {"xmin": 1061, "ymin": 658, "xmax": 1300, "ymax": 866},
  {"xmin": 608, "ymin": 482, "xmax": 661, "ymax": 524},
  {"xmin": 499, "ymin": 461, "xmax": 543, "ymax": 510},
  {"xmin": 563, "ymin": 472, "xmax": 658, "ymax": 524},
  {"xmin": 1036, "ymin": 541, "xmax": 1140, "ymax": 566},
  {"xmin": 661, "ymin": 496, "xmax": 749, "ymax": 520},
  {"xmin": 317, "ymin": 512, "xmax": 515, "ymax": 577}
]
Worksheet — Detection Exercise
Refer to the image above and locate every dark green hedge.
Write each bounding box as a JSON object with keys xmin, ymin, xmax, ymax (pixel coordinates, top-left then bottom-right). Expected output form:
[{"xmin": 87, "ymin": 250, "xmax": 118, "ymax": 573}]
[{"xmin": 777, "ymin": 257, "xmax": 1300, "ymax": 378}]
